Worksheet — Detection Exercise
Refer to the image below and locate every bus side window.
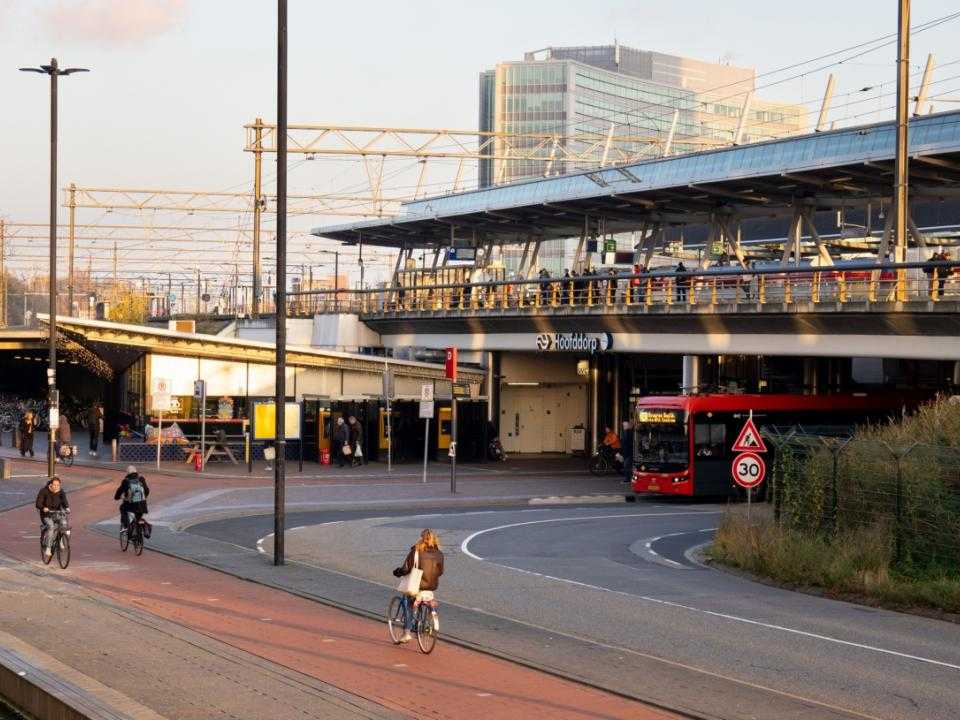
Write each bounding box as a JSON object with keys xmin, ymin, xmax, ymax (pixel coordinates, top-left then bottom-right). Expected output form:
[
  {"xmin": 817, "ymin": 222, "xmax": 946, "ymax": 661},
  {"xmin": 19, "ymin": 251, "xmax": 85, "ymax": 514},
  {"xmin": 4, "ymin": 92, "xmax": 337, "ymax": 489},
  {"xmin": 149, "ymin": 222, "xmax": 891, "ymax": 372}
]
[{"xmin": 694, "ymin": 423, "xmax": 726, "ymax": 458}]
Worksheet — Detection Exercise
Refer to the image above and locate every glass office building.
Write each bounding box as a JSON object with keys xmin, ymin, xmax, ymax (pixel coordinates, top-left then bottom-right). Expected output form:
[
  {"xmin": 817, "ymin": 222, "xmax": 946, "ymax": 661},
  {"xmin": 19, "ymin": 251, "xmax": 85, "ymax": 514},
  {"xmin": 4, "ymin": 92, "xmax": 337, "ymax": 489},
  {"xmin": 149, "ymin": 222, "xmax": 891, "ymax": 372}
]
[{"xmin": 477, "ymin": 44, "xmax": 805, "ymax": 272}]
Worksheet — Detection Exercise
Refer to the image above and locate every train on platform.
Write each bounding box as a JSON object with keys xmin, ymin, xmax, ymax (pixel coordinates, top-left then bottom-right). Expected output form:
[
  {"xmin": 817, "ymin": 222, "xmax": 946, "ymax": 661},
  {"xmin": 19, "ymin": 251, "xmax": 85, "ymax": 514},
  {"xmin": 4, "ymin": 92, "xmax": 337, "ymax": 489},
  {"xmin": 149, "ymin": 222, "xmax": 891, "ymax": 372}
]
[{"xmin": 630, "ymin": 392, "xmax": 923, "ymax": 498}]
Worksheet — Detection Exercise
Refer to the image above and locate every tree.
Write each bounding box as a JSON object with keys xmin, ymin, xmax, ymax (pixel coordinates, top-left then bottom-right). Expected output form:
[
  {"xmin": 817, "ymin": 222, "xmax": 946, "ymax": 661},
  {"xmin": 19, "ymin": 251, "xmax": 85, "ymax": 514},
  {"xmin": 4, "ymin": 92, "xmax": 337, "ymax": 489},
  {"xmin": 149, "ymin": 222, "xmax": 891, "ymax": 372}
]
[{"xmin": 108, "ymin": 291, "xmax": 148, "ymax": 324}]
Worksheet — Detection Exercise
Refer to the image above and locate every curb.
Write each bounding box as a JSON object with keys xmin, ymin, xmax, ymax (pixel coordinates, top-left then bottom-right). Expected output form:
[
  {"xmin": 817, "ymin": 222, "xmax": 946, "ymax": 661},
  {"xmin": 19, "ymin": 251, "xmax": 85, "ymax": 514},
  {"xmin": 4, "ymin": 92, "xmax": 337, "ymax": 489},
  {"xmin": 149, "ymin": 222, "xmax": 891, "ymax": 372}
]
[{"xmin": 0, "ymin": 629, "xmax": 167, "ymax": 720}]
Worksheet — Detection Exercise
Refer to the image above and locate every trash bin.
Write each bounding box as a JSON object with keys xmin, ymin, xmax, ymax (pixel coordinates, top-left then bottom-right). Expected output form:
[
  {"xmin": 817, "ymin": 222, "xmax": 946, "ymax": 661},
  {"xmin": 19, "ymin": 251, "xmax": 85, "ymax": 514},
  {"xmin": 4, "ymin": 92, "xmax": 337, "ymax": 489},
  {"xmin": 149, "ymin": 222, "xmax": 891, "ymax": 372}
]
[{"xmin": 320, "ymin": 448, "xmax": 331, "ymax": 465}]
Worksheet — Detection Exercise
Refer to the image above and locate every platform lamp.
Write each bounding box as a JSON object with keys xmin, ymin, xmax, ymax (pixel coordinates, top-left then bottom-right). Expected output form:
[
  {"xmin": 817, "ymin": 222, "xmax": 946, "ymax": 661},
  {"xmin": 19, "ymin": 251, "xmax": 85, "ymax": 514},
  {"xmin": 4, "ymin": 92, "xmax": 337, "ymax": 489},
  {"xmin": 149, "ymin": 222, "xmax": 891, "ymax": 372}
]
[{"xmin": 20, "ymin": 58, "xmax": 89, "ymax": 478}]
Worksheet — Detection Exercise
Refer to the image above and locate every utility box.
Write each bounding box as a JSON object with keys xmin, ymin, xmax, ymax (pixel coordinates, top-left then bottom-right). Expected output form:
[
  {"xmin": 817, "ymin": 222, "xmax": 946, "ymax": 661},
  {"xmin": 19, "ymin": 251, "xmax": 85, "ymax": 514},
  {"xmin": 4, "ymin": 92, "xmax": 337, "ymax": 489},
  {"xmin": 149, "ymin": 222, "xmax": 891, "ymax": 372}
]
[{"xmin": 568, "ymin": 426, "xmax": 585, "ymax": 455}]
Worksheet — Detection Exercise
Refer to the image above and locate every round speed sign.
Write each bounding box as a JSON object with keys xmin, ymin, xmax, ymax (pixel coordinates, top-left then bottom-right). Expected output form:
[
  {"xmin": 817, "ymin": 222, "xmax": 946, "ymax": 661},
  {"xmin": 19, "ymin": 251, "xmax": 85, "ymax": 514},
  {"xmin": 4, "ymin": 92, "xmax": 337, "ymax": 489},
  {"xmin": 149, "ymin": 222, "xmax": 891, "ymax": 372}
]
[{"xmin": 732, "ymin": 451, "xmax": 766, "ymax": 489}]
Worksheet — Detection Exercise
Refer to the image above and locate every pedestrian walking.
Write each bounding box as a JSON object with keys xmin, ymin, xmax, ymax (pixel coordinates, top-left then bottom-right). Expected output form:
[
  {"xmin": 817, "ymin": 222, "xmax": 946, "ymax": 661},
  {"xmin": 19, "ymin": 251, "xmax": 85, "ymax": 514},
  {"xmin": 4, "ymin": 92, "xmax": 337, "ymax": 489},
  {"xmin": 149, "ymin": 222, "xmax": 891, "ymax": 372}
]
[
  {"xmin": 348, "ymin": 415, "xmax": 364, "ymax": 467},
  {"xmin": 333, "ymin": 416, "xmax": 350, "ymax": 468},
  {"xmin": 18, "ymin": 410, "xmax": 36, "ymax": 458},
  {"xmin": 55, "ymin": 413, "xmax": 72, "ymax": 463},
  {"xmin": 621, "ymin": 420, "xmax": 635, "ymax": 485},
  {"xmin": 87, "ymin": 402, "xmax": 103, "ymax": 457}
]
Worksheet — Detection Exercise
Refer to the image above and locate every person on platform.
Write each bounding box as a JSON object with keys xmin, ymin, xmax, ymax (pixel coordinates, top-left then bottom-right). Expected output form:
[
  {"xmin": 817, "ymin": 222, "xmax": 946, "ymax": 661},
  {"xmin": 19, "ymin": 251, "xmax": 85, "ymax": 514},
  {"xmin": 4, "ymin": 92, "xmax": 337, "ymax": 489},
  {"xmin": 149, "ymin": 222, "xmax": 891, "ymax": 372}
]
[
  {"xmin": 114, "ymin": 465, "xmax": 150, "ymax": 537},
  {"xmin": 675, "ymin": 261, "xmax": 689, "ymax": 303},
  {"xmin": 333, "ymin": 416, "xmax": 350, "ymax": 468},
  {"xmin": 35, "ymin": 476, "xmax": 69, "ymax": 560},
  {"xmin": 18, "ymin": 410, "xmax": 36, "ymax": 458},
  {"xmin": 392, "ymin": 529, "xmax": 444, "ymax": 644}
]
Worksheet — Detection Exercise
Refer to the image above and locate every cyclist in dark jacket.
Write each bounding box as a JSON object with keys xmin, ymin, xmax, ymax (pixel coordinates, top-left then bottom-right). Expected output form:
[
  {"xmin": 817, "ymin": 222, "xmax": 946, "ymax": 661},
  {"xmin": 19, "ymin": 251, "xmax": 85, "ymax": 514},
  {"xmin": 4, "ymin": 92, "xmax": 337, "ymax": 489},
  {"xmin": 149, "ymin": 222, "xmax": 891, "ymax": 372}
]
[
  {"xmin": 392, "ymin": 529, "xmax": 444, "ymax": 643},
  {"xmin": 114, "ymin": 465, "xmax": 150, "ymax": 535},
  {"xmin": 36, "ymin": 476, "xmax": 69, "ymax": 559}
]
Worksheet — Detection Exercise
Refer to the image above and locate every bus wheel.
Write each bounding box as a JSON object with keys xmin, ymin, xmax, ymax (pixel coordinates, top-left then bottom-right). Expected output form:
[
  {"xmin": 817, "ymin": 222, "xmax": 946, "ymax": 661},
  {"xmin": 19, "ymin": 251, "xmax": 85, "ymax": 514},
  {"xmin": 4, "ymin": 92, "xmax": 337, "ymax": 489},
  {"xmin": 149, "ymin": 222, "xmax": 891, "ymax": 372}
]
[{"xmin": 625, "ymin": 494, "xmax": 637, "ymax": 503}]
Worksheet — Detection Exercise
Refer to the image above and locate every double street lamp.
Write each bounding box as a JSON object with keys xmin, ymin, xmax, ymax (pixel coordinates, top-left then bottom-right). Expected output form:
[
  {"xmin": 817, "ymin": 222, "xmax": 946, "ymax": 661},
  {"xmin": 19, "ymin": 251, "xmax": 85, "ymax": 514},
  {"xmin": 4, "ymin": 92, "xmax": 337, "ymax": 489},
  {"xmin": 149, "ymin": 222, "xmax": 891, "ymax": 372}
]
[{"xmin": 20, "ymin": 58, "xmax": 89, "ymax": 478}]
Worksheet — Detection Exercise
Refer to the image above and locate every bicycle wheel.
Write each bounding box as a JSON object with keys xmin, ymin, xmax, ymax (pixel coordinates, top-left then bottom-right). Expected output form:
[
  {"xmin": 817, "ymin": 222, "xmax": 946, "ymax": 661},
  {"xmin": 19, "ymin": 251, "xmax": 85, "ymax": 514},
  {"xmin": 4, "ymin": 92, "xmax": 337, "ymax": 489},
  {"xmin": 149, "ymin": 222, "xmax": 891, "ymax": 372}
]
[
  {"xmin": 119, "ymin": 525, "xmax": 129, "ymax": 552},
  {"xmin": 133, "ymin": 527, "xmax": 144, "ymax": 556},
  {"xmin": 386, "ymin": 596, "xmax": 405, "ymax": 644},
  {"xmin": 415, "ymin": 605, "xmax": 437, "ymax": 654},
  {"xmin": 56, "ymin": 533, "xmax": 70, "ymax": 569},
  {"xmin": 588, "ymin": 454, "xmax": 608, "ymax": 476}
]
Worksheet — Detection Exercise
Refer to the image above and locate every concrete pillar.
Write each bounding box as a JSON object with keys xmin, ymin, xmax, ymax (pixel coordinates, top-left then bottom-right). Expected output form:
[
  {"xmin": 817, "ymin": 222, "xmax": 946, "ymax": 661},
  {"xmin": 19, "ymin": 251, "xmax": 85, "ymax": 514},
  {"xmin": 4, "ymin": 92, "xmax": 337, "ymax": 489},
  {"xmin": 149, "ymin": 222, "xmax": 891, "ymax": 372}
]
[
  {"xmin": 590, "ymin": 358, "xmax": 600, "ymax": 455},
  {"xmin": 612, "ymin": 356, "xmax": 620, "ymax": 429},
  {"xmin": 953, "ymin": 360, "xmax": 960, "ymax": 389},
  {"xmin": 682, "ymin": 355, "xmax": 700, "ymax": 395}
]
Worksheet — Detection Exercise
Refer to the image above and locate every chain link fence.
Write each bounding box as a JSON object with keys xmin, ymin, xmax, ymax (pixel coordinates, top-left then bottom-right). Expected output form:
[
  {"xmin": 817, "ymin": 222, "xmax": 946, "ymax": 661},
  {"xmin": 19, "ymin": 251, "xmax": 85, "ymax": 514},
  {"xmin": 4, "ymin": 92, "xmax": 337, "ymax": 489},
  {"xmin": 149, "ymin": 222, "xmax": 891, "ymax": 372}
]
[{"xmin": 763, "ymin": 401, "xmax": 960, "ymax": 575}]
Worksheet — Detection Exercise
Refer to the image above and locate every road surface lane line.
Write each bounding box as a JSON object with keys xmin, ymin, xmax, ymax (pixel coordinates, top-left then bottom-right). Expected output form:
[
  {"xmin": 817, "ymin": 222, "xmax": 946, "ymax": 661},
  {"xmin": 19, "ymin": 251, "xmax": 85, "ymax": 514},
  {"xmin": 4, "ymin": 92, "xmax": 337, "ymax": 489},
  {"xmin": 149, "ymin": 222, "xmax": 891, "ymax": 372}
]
[
  {"xmin": 462, "ymin": 514, "xmax": 960, "ymax": 672},
  {"xmin": 227, "ymin": 522, "xmax": 885, "ymax": 720},
  {"xmin": 460, "ymin": 511, "xmax": 721, "ymax": 561}
]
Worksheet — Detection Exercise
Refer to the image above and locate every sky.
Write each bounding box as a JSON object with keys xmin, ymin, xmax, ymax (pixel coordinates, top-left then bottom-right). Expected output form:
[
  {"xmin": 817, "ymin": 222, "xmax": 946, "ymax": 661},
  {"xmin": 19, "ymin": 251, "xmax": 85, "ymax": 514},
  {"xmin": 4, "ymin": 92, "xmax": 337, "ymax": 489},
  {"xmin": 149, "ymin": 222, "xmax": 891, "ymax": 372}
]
[{"xmin": 1, "ymin": 0, "xmax": 959, "ymax": 285}]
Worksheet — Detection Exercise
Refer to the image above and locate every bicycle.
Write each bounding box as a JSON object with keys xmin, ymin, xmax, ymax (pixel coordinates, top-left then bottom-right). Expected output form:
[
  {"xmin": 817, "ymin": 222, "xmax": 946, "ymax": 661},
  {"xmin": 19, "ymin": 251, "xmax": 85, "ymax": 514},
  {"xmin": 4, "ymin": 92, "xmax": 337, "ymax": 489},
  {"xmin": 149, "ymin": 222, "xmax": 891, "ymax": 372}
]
[
  {"xmin": 119, "ymin": 513, "xmax": 149, "ymax": 556},
  {"xmin": 40, "ymin": 510, "xmax": 71, "ymax": 569},
  {"xmin": 387, "ymin": 594, "xmax": 439, "ymax": 654}
]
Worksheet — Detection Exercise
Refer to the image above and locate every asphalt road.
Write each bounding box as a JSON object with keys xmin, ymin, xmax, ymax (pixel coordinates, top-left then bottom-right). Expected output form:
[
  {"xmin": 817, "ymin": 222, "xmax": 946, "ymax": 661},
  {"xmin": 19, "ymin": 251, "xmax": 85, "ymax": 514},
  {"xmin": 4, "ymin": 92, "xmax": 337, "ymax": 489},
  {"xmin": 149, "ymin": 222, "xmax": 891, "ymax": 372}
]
[{"xmin": 190, "ymin": 503, "xmax": 960, "ymax": 720}]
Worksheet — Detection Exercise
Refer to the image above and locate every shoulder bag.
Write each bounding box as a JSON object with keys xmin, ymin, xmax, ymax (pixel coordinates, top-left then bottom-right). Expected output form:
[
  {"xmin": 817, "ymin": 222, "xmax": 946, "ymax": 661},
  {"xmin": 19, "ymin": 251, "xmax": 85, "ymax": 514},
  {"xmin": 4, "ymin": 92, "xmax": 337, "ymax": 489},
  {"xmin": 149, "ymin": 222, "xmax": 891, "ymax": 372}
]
[{"xmin": 396, "ymin": 550, "xmax": 422, "ymax": 596}]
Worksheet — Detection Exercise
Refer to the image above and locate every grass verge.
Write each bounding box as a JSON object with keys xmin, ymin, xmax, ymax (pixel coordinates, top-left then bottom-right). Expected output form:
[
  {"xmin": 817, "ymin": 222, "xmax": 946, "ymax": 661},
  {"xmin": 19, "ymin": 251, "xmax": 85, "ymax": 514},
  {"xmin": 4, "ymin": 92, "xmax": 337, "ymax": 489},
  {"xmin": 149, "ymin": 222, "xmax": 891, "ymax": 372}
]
[{"xmin": 708, "ymin": 506, "xmax": 960, "ymax": 617}]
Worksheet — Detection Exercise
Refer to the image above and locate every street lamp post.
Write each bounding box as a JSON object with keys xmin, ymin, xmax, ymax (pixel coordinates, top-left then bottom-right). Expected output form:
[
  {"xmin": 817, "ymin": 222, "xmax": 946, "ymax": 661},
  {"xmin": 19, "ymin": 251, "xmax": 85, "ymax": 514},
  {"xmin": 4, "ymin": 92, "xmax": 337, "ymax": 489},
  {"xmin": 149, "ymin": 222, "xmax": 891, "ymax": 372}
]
[
  {"xmin": 274, "ymin": 0, "xmax": 288, "ymax": 566},
  {"xmin": 20, "ymin": 58, "xmax": 88, "ymax": 479}
]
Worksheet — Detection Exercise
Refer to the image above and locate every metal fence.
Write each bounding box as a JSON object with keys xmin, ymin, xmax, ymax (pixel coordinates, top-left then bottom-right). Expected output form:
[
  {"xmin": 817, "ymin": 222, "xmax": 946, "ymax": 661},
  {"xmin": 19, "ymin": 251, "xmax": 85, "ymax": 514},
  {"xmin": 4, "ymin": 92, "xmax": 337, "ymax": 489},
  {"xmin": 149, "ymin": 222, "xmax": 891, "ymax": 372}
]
[
  {"xmin": 287, "ymin": 259, "xmax": 960, "ymax": 318},
  {"xmin": 764, "ymin": 425, "xmax": 960, "ymax": 572}
]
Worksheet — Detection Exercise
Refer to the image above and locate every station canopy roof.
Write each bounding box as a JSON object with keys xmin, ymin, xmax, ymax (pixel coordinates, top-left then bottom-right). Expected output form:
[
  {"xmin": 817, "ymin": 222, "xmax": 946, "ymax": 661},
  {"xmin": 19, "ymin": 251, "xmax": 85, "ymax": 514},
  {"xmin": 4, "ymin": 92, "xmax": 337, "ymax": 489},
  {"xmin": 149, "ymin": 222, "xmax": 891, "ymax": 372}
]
[{"xmin": 312, "ymin": 111, "xmax": 960, "ymax": 249}]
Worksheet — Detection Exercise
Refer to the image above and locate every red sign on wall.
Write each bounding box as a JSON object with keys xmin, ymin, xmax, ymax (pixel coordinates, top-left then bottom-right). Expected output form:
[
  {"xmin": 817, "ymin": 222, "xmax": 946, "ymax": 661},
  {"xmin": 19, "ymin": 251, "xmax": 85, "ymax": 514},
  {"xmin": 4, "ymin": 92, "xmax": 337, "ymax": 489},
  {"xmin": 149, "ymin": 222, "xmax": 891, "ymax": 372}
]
[{"xmin": 445, "ymin": 347, "xmax": 458, "ymax": 381}]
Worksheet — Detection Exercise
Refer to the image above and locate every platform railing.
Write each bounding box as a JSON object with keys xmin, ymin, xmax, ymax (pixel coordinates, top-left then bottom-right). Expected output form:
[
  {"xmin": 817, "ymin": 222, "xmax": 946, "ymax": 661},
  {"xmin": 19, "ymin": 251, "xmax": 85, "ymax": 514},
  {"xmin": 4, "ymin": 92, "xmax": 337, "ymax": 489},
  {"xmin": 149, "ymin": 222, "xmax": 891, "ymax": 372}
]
[{"xmin": 287, "ymin": 260, "xmax": 960, "ymax": 318}]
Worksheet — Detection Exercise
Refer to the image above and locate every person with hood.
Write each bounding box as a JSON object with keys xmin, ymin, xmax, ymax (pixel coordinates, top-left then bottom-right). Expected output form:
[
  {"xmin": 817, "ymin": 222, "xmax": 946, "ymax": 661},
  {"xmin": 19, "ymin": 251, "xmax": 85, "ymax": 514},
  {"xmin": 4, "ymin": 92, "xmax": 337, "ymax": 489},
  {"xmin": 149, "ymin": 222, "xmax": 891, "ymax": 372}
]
[
  {"xmin": 114, "ymin": 465, "xmax": 150, "ymax": 537},
  {"xmin": 18, "ymin": 410, "xmax": 36, "ymax": 458},
  {"xmin": 675, "ymin": 261, "xmax": 689, "ymax": 302},
  {"xmin": 333, "ymin": 416, "xmax": 350, "ymax": 468},
  {"xmin": 392, "ymin": 529, "xmax": 445, "ymax": 644},
  {"xmin": 36, "ymin": 476, "xmax": 69, "ymax": 560}
]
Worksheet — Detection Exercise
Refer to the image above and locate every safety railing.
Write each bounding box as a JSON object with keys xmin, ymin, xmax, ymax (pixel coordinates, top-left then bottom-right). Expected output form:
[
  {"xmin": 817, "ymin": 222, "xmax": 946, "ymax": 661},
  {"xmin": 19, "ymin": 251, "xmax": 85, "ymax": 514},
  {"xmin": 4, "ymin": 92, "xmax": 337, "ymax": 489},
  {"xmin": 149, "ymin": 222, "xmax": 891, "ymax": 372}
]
[{"xmin": 288, "ymin": 260, "xmax": 960, "ymax": 318}]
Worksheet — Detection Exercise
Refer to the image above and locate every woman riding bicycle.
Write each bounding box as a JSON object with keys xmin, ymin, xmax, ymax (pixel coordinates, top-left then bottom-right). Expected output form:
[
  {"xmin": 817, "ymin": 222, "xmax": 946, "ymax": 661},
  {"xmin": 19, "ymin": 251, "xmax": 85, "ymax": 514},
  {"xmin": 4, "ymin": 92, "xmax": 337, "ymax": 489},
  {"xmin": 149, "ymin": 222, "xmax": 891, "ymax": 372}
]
[{"xmin": 392, "ymin": 529, "xmax": 444, "ymax": 644}]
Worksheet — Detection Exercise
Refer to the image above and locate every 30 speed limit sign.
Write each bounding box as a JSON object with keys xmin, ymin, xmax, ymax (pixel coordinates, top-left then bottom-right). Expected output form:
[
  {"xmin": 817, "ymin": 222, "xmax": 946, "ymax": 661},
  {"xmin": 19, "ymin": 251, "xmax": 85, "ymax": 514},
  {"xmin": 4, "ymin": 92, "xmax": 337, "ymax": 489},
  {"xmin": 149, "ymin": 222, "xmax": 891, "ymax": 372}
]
[{"xmin": 732, "ymin": 451, "xmax": 766, "ymax": 489}]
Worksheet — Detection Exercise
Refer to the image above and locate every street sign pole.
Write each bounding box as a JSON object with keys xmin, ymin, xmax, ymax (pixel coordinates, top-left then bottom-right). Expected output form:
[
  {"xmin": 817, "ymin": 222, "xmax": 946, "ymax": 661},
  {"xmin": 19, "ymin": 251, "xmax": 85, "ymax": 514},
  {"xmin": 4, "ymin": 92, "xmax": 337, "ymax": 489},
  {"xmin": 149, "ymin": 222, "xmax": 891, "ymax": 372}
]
[
  {"xmin": 423, "ymin": 417, "xmax": 429, "ymax": 484},
  {"xmin": 420, "ymin": 383, "xmax": 433, "ymax": 485},
  {"xmin": 450, "ymin": 398, "xmax": 457, "ymax": 494},
  {"xmin": 156, "ymin": 409, "xmax": 162, "ymax": 470},
  {"xmin": 385, "ymin": 360, "xmax": 392, "ymax": 473}
]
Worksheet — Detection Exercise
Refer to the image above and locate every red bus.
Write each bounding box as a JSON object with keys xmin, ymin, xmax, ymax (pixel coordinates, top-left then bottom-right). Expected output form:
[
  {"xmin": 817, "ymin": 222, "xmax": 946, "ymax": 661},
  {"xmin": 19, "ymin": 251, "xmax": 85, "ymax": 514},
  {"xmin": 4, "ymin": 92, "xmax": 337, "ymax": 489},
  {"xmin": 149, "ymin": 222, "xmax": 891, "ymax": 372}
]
[{"xmin": 630, "ymin": 393, "xmax": 916, "ymax": 498}]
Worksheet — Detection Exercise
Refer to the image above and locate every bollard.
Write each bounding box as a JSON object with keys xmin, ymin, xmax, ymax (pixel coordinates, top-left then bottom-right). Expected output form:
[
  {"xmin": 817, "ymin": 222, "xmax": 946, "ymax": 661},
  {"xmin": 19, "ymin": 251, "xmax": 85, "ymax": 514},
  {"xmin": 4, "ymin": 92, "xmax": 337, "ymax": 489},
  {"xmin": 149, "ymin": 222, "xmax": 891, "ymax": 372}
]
[
  {"xmin": 111, "ymin": 438, "xmax": 118, "ymax": 462},
  {"xmin": 0, "ymin": 458, "xmax": 10, "ymax": 481}
]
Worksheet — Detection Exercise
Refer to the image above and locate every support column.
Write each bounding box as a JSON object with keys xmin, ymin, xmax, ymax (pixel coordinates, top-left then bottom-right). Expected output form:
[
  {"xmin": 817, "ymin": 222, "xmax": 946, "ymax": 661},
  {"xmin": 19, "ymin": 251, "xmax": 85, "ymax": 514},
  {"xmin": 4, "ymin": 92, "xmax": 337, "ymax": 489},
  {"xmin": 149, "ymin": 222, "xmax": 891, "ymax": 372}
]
[
  {"xmin": 67, "ymin": 182, "xmax": 76, "ymax": 316},
  {"xmin": 682, "ymin": 355, "xmax": 700, "ymax": 395},
  {"xmin": 251, "ymin": 117, "xmax": 264, "ymax": 318},
  {"xmin": 612, "ymin": 356, "xmax": 620, "ymax": 429},
  {"xmin": 893, "ymin": 0, "xmax": 910, "ymax": 265},
  {"xmin": 590, "ymin": 357, "xmax": 599, "ymax": 455},
  {"xmin": 0, "ymin": 219, "xmax": 5, "ymax": 327}
]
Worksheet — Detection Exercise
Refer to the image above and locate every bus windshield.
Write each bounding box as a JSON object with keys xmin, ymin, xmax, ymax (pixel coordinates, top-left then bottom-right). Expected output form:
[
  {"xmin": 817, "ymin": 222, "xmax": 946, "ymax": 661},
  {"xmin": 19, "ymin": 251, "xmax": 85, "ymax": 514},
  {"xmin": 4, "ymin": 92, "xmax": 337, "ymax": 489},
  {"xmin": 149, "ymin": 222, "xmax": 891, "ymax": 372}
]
[{"xmin": 634, "ymin": 409, "xmax": 688, "ymax": 471}]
